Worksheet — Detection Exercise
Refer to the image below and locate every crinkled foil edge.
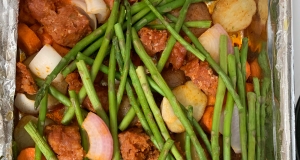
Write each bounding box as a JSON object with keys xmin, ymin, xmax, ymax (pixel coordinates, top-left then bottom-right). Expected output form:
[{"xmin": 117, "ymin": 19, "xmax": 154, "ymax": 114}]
[{"xmin": 0, "ymin": 0, "xmax": 18, "ymax": 159}]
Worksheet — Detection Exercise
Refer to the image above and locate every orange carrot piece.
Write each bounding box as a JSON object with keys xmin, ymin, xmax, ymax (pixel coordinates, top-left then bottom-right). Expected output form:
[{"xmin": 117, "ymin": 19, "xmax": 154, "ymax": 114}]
[
  {"xmin": 17, "ymin": 148, "xmax": 46, "ymax": 160},
  {"xmin": 246, "ymin": 82, "xmax": 254, "ymax": 93},
  {"xmin": 200, "ymin": 106, "xmax": 214, "ymax": 133},
  {"xmin": 52, "ymin": 42, "xmax": 70, "ymax": 57},
  {"xmin": 207, "ymin": 95, "xmax": 216, "ymax": 106},
  {"xmin": 250, "ymin": 58, "xmax": 262, "ymax": 79},
  {"xmin": 246, "ymin": 61, "xmax": 251, "ymax": 80},
  {"xmin": 29, "ymin": 23, "xmax": 41, "ymax": 34},
  {"xmin": 18, "ymin": 23, "xmax": 42, "ymax": 55},
  {"xmin": 39, "ymin": 31, "xmax": 53, "ymax": 45}
]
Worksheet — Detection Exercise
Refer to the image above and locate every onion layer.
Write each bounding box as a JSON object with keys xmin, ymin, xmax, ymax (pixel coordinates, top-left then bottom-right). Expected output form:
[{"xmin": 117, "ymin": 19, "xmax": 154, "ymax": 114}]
[
  {"xmin": 82, "ymin": 112, "xmax": 113, "ymax": 160},
  {"xmin": 198, "ymin": 24, "xmax": 233, "ymax": 64},
  {"xmin": 71, "ymin": 0, "xmax": 97, "ymax": 30},
  {"xmin": 219, "ymin": 105, "xmax": 241, "ymax": 153}
]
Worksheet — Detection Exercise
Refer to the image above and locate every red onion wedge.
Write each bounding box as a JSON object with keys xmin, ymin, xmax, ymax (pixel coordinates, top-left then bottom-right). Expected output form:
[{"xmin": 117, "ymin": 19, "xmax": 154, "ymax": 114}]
[
  {"xmin": 198, "ymin": 23, "xmax": 233, "ymax": 64},
  {"xmin": 82, "ymin": 112, "xmax": 113, "ymax": 160}
]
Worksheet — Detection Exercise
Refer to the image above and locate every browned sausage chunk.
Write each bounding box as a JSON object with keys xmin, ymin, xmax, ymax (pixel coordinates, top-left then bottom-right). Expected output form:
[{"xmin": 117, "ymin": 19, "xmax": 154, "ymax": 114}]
[
  {"xmin": 45, "ymin": 124, "xmax": 84, "ymax": 160},
  {"xmin": 27, "ymin": 0, "xmax": 91, "ymax": 47},
  {"xmin": 181, "ymin": 59, "xmax": 218, "ymax": 96},
  {"xmin": 166, "ymin": 41, "xmax": 187, "ymax": 69},
  {"xmin": 138, "ymin": 27, "xmax": 168, "ymax": 56},
  {"xmin": 119, "ymin": 128, "xmax": 159, "ymax": 160},
  {"xmin": 16, "ymin": 62, "xmax": 38, "ymax": 95}
]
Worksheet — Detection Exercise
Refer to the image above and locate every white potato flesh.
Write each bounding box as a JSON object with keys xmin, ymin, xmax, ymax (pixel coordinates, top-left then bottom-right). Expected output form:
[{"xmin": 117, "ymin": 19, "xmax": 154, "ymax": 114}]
[
  {"xmin": 28, "ymin": 44, "xmax": 68, "ymax": 96},
  {"xmin": 212, "ymin": 0, "xmax": 256, "ymax": 32},
  {"xmin": 161, "ymin": 81, "xmax": 207, "ymax": 133},
  {"xmin": 14, "ymin": 93, "xmax": 38, "ymax": 114},
  {"xmin": 29, "ymin": 44, "xmax": 64, "ymax": 83},
  {"xmin": 14, "ymin": 115, "xmax": 53, "ymax": 151}
]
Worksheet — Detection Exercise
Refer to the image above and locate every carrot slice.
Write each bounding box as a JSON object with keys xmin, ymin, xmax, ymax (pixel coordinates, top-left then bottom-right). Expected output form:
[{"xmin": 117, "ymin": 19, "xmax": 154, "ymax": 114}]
[
  {"xmin": 52, "ymin": 42, "xmax": 70, "ymax": 57},
  {"xmin": 17, "ymin": 148, "xmax": 46, "ymax": 160},
  {"xmin": 200, "ymin": 105, "xmax": 214, "ymax": 133},
  {"xmin": 246, "ymin": 82, "xmax": 254, "ymax": 92},
  {"xmin": 250, "ymin": 58, "xmax": 261, "ymax": 79},
  {"xmin": 18, "ymin": 23, "xmax": 42, "ymax": 55}
]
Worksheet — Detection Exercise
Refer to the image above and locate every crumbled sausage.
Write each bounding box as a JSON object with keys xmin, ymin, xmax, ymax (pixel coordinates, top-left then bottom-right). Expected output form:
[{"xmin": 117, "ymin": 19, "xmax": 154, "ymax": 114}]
[
  {"xmin": 65, "ymin": 72, "xmax": 82, "ymax": 93},
  {"xmin": 119, "ymin": 128, "xmax": 159, "ymax": 160},
  {"xmin": 16, "ymin": 62, "xmax": 38, "ymax": 95},
  {"xmin": 181, "ymin": 59, "xmax": 218, "ymax": 96},
  {"xmin": 83, "ymin": 85, "xmax": 109, "ymax": 112},
  {"xmin": 27, "ymin": 0, "xmax": 91, "ymax": 47},
  {"xmin": 166, "ymin": 42, "xmax": 187, "ymax": 69},
  {"xmin": 138, "ymin": 27, "xmax": 168, "ymax": 56},
  {"xmin": 45, "ymin": 124, "xmax": 84, "ymax": 160}
]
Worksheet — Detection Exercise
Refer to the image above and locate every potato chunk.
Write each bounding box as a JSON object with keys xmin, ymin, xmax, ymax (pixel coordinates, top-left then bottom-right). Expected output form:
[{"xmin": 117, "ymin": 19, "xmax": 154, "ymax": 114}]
[
  {"xmin": 212, "ymin": 0, "xmax": 256, "ymax": 32},
  {"xmin": 161, "ymin": 81, "xmax": 207, "ymax": 133}
]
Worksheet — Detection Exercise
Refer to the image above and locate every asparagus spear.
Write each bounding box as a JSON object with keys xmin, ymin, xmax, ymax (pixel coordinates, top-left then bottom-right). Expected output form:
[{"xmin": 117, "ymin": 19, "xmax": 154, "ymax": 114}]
[
  {"xmin": 257, "ymin": 44, "xmax": 271, "ymax": 160},
  {"xmin": 211, "ymin": 35, "xmax": 228, "ymax": 160},
  {"xmin": 247, "ymin": 92, "xmax": 256, "ymax": 160},
  {"xmin": 76, "ymin": 60, "xmax": 109, "ymax": 126},
  {"xmin": 158, "ymin": 139, "xmax": 175, "ymax": 160},
  {"xmin": 69, "ymin": 90, "xmax": 89, "ymax": 160},
  {"xmin": 156, "ymin": 0, "xmax": 192, "ymax": 72},
  {"xmin": 253, "ymin": 77, "xmax": 261, "ymax": 160},
  {"xmin": 24, "ymin": 121, "xmax": 58, "ymax": 160},
  {"xmin": 132, "ymin": 27, "xmax": 207, "ymax": 160},
  {"xmin": 223, "ymin": 54, "xmax": 237, "ymax": 160},
  {"xmin": 35, "ymin": 91, "xmax": 48, "ymax": 160},
  {"xmin": 136, "ymin": 66, "xmax": 183, "ymax": 159}
]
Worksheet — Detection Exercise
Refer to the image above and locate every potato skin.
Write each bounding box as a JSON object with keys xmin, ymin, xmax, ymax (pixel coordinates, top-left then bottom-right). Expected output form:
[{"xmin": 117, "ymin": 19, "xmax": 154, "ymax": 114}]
[{"xmin": 212, "ymin": 0, "xmax": 256, "ymax": 32}]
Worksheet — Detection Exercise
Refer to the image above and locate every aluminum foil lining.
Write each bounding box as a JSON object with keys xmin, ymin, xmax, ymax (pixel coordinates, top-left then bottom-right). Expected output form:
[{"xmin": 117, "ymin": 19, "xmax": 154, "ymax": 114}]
[
  {"xmin": 0, "ymin": 0, "xmax": 18, "ymax": 159},
  {"xmin": 0, "ymin": 0, "xmax": 295, "ymax": 159},
  {"xmin": 268, "ymin": 0, "xmax": 295, "ymax": 159}
]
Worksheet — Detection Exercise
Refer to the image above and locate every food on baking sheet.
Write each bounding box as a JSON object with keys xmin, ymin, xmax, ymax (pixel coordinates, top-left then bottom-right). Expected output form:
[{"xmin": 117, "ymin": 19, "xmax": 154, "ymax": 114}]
[{"xmin": 14, "ymin": 0, "xmax": 270, "ymax": 159}]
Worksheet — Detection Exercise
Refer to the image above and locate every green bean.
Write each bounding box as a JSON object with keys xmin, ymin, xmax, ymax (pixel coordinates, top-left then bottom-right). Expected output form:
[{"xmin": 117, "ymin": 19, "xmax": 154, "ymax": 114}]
[
  {"xmin": 61, "ymin": 37, "xmax": 104, "ymax": 77},
  {"xmin": 158, "ymin": 139, "xmax": 175, "ymax": 160},
  {"xmin": 247, "ymin": 92, "xmax": 256, "ymax": 160},
  {"xmin": 35, "ymin": 90, "xmax": 48, "ymax": 160},
  {"xmin": 156, "ymin": 0, "xmax": 192, "ymax": 72},
  {"xmin": 69, "ymin": 90, "xmax": 89, "ymax": 160},
  {"xmin": 34, "ymin": 22, "xmax": 108, "ymax": 108},
  {"xmin": 167, "ymin": 15, "xmax": 247, "ymax": 159},
  {"xmin": 134, "ymin": 0, "xmax": 205, "ymax": 30},
  {"xmin": 223, "ymin": 54, "xmax": 237, "ymax": 160},
  {"xmin": 234, "ymin": 47, "xmax": 248, "ymax": 160},
  {"xmin": 76, "ymin": 60, "xmax": 109, "ymax": 126},
  {"xmin": 76, "ymin": 53, "xmax": 122, "ymax": 80},
  {"xmin": 136, "ymin": 66, "xmax": 183, "ymax": 159},
  {"xmin": 142, "ymin": 0, "xmax": 205, "ymax": 62},
  {"xmin": 147, "ymin": 21, "xmax": 211, "ymax": 30},
  {"xmin": 211, "ymin": 35, "xmax": 228, "ymax": 160},
  {"xmin": 185, "ymin": 106, "xmax": 193, "ymax": 160},
  {"xmin": 24, "ymin": 121, "xmax": 58, "ymax": 160},
  {"xmin": 107, "ymin": 40, "xmax": 120, "ymax": 160},
  {"xmin": 78, "ymin": 0, "xmax": 120, "ymax": 104},
  {"xmin": 132, "ymin": 27, "xmax": 207, "ymax": 160},
  {"xmin": 253, "ymin": 77, "xmax": 261, "ymax": 160},
  {"xmin": 257, "ymin": 44, "xmax": 271, "ymax": 160}
]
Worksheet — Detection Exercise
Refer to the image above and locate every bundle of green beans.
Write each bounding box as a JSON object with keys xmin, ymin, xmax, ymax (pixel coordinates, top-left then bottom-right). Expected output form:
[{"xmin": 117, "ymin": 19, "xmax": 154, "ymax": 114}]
[{"xmin": 25, "ymin": 0, "xmax": 272, "ymax": 159}]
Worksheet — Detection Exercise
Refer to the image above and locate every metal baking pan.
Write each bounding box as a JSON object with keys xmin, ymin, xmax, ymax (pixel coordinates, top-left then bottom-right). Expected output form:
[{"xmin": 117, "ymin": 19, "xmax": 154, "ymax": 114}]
[{"xmin": 0, "ymin": 0, "xmax": 295, "ymax": 159}]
